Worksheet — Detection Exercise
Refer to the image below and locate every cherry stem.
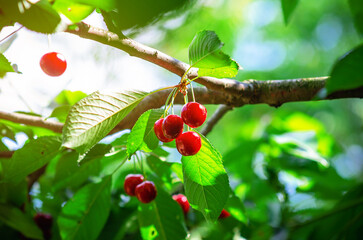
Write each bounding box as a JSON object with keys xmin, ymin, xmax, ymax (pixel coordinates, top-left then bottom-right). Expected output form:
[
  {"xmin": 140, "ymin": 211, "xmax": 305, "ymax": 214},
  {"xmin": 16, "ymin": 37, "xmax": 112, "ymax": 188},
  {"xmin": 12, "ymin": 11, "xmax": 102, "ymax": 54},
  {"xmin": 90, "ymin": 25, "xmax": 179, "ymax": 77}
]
[
  {"xmin": 189, "ymin": 82, "xmax": 196, "ymax": 102},
  {"xmin": 111, "ymin": 156, "xmax": 128, "ymax": 175},
  {"xmin": 164, "ymin": 87, "xmax": 178, "ymax": 116}
]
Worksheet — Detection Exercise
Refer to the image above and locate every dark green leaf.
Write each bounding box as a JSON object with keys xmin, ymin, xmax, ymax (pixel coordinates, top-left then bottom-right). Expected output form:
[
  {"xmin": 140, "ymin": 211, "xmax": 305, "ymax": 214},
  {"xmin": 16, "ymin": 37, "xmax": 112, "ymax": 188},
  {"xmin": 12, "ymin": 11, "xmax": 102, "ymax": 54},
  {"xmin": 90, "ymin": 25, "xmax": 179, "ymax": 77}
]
[
  {"xmin": 182, "ymin": 132, "xmax": 229, "ymax": 222},
  {"xmin": 189, "ymin": 30, "xmax": 240, "ymax": 78},
  {"xmin": 58, "ymin": 176, "xmax": 112, "ymax": 240},
  {"xmin": 0, "ymin": 0, "xmax": 62, "ymax": 33},
  {"xmin": 1, "ymin": 136, "xmax": 62, "ymax": 183},
  {"xmin": 292, "ymin": 184, "xmax": 363, "ymax": 239},
  {"xmin": 348, "ymin": 0, "xmax": 363, "ymax": 35},
  {"xmin": 326, "ymin": 44, "xmax": 363, "ymax": 94},
  {"xmin": 0, "ymin": 204, "xmax": 43, "ymax": 239},
  {"xmin": 281, "ymin": 0, "xmax": 299, "ymax": 24},
  {"xmin": 62, "ymin": 90, "xmax": 149, "ymax": 154},
  {"xmin": 127, "ymin": 109, "xmax": 164, "ymax": 156},
  {"xmin": 138, "ymin": 186, "xmax": 187, "ymax": 240}
]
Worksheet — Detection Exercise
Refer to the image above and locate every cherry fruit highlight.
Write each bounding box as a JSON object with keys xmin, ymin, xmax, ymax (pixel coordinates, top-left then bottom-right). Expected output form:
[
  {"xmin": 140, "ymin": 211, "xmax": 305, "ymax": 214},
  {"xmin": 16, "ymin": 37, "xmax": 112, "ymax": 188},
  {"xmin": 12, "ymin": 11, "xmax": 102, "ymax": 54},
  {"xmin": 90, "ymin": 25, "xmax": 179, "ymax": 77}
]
[
  {"xmin": 135, "ymin": 181, "xmax": 157, "ymax": 203},
  {"xmin": 154, "ymin": 118, "xmax": 173, "ymax": 142},
  {"xmin": 181, "ymin": 102, "xmax": 207, "ymax": 128},
  {"xmin": 124, "ymin": 174, "xmax": 144, "ymax": 196},
  {"xmin": 40, "ymin": 52, "xmax": 67, "ymax": 76},
  {"xmin": 162, "ymin": 114, "xmax": 183, "ymax": 139},
  {"xmin": 172, "ymin": 194, "xmax": 190, "ymax": 214},
  {"xmin": 176, "ymin": 131, "xmax": 201, "ymax": 156}
]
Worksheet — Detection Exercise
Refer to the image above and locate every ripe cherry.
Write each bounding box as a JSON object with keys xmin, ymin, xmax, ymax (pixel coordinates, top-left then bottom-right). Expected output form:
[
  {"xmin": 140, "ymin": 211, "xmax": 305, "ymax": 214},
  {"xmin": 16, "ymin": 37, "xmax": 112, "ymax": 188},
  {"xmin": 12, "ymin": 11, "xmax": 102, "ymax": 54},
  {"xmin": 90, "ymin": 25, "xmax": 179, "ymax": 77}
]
[
  {"xmin": 219, "ymin": 209, "xmax": 231, "ymax": 219},
  {"xmin": 154, "ymin": 118, "xmax": 173, "ymax": 143},
  {"xmin": 40, "ymin": 52, "xmax": 67, "ymax": 76},
  {"xmin": 162, "ymin": 114, "xmax": 183, "ymax": 139},
  {"xmin": 176, "ymin": 131, "xmax": 201, "ymax": 156},
  {"xmin": 181, "ymin": 102, "xmax": 207, "ymax": 128},
  {"xmin": 172, "ymin": 194, "xmax": 190, "ymax": 214},
  {"xmin": 135, "ymin": 181, "xmax": 157, "ymax": 203},
  {"xmin": 124, "ymin": 174, "xmax": 144, "ymax": 196}
]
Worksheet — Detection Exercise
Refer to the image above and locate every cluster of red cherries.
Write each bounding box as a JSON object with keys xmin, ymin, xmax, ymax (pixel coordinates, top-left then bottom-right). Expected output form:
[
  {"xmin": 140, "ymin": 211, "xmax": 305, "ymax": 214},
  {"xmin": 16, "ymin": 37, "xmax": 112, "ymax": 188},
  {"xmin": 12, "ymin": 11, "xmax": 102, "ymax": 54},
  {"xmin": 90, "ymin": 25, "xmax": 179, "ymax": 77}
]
[
  {"xmin": 123, "ymin": 175, "xmax": 231, "ymax": 218},
  {"xmin": 124, "ymin": 174, "xmax": 157, "ymax": 203},
  {"xmin": 40, "ymin": 52, "xmax": 67, "ymax": 76},
  {"xmin": 154, "ymin": 102, "xmax": 207, "ymax": 156}
]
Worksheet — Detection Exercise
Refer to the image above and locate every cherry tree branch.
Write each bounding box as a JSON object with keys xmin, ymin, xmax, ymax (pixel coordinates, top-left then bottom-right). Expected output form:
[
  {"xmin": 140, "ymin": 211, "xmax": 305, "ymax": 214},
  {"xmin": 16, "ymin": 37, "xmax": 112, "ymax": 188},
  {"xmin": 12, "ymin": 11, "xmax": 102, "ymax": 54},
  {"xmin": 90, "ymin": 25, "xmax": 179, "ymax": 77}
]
[{"xmin": 0, "ymin": 110, "xmax": 63, "ymax": 133}]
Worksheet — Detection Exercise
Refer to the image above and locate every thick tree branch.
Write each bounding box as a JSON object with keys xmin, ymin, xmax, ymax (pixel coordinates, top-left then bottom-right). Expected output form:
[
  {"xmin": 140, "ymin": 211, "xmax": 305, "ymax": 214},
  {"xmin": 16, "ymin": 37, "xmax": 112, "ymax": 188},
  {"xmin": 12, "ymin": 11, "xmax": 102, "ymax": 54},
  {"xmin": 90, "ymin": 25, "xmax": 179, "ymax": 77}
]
[{"xmin": 1, "ymin": 23, "xmax": 362, "ymax": 135}]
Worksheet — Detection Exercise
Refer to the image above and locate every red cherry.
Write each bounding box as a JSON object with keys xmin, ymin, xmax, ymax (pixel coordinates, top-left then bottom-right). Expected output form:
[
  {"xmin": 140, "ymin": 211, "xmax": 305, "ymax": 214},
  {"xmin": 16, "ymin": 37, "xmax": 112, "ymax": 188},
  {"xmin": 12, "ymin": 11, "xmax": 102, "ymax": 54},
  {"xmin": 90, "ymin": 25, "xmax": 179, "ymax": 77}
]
[
  {"xmin": 34, "ymin": 213, "xmax": 53, "ymax": 230},
  {"xmin": 124, "ymin": 174, "xmax": 144, "ymax": 196},
  {"xmin": 40, "ymin": 52, "xmax": 67, "ymax": 76},
  {"xmin": 181, "ymin": 102, "xmax": 207, "ymax": 128},
  {"xmin": 154, "ymin": 118, "xmax": 173, "ymax": 142},
  {"xmin": 176, "ymin": 131, "xmax": 201, "ymax": 156},
  {"xmin": 162, "ymin": 114, "xmax": 183, "ymax": 139},
  {"xmin": 135, "ymin": 181, "xmax": 157, "ymax": 203},
  {"xmin": 219, "ymin": 209, "xmax": 231, "ymax": 219},
  {"xmin": 172, "ymin": 194, "xmax": 190, "ymax": 214}
]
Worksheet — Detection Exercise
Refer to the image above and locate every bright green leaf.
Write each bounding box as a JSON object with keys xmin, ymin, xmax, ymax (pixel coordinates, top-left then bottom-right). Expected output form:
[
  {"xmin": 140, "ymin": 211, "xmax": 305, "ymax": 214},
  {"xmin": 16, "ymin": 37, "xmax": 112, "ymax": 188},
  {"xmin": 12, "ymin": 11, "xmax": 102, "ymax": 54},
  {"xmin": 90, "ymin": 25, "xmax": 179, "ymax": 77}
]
[
  {"xmin": 138, "ymin": 186, "xmax": 187, "ymax": 240},
  {"xmin": 0, "ymin": 0, "xmax": 62, "ymax": 33},
  {"xmin": 0, "ymin": 204, "xmax": 43, "ymax": 239},
  {"xmin": 54, "ymin": 90, "xmax": 87, "ymax": 106},
  {"xmin": 182, "ymin": 132, "xmax": 229, "ymax": 222},
  {"xmin": 66, "ymin": 0, "xmax": 116, "ymax": 11},
  {"xmin": 48, "ymin": 105, "xmax": 71, "ymax": 123},
  {"xmin": 62, "ymin": 90, "xmax": 149, "ymax": 154},
  {"xmin": 127, "ymin": 109, "xmax": 164, "ymax": 156},
  {"xmin": 58, "ymin": 176, "xmax": 112, "ymax": 240},
  {"xmin": 53, "ymin": 0, "xmax": 94, "ymax": 23},
  {"xmin": 281, "ymin": 0, "xmax": 299, "ymax": 24},
  {"xmin": 1, "ymin": 136, "xmax": 62, "ymax": 183},
  {"xmin": 326, "ymin": 44, "xmax": 363, "ymax": 94},
  {"xmin": 189, "ymin": 30, "xmax": 240, "ymax": 78},
  {"xmin": 0, "ymin": 53, "xmax": 14, "ymax": 78}
]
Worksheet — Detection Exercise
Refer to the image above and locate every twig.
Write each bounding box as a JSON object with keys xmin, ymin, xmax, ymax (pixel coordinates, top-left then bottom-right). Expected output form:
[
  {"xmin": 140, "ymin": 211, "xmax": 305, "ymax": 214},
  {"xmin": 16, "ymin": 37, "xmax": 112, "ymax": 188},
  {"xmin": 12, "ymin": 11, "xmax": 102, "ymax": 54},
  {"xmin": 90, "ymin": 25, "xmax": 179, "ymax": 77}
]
[
  {"xmin": 0, "ymin": 110, "xmax": 63, "ymax": 133},
  {"xmin": 200, "ymin": 105, "xmax": 234, "ymax": 136},
  {"xmin": 0, "ymin": 151, "xmax": 14, "ymax": 158}
]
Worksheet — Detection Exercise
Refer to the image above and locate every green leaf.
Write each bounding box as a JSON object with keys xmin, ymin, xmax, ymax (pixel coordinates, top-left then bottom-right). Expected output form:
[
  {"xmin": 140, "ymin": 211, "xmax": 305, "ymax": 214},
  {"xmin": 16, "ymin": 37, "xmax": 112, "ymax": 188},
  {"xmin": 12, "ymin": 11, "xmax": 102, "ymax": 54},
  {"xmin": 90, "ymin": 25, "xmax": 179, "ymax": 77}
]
[
  {"xmin": 138, "ymin": 186, "xmax": 187, "ymax": 240},
  {"xmin": 0, "ymin": 0, "xmax": 62, "ymax": 33},
  {"xmin": 292, "ymin": 184, "xmax": 363, "ymax": 239},
  {"xmin": 182, "ymin": 132, "xmax": 229, "ymax": 222},
  {"xmin": 1, "ymin": 136, "xmax": 62, "ymax": 183},
  {"xmin": 326, "ymin": 44, "xmax": 363, "ymax": 94},
  {"xmin": 0, "ymin": 53, "xmax": 14, "ymax": 78},
  {"xmin": 48, "ymin": 105, "xmax": 71, "ymax": 123},
  {"xmin": 53, "ymin": 0, "xmax": 94, "ymax": 23},
  {"xmin": 127, "ymin": 109, "xmax": 164, "ymax": 156},
  {"xmin": 62, "ymin": 90, "xmax": 149, "ymax": 154},
  {"xmin": 348, "ymin": 0, "xmax": 363, "ymax": 35},
  {"xmin": 225, "ymin": 193, "xmax": 248, "ymax": 224},
  {"xmin": 58, "ymin": 176, "xmax": 112, "ymax": 240},
  {"xmin": 66, "ymin": 0, "xmax": 116, "ymax": 11},
  {"xmin": 189, "ymin": 30, "xmax": 240, "ymax": 78},
  {"xmin": 0, "ymin": 204, "xmax": 43, "ymax": 239},
  {"xmin": 54, "ymin": 90, "xmax": 88, "ymax": 106},
  {"xmin": 280, "ymin": 0, "xmax": 299, "ymax": 24}
]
